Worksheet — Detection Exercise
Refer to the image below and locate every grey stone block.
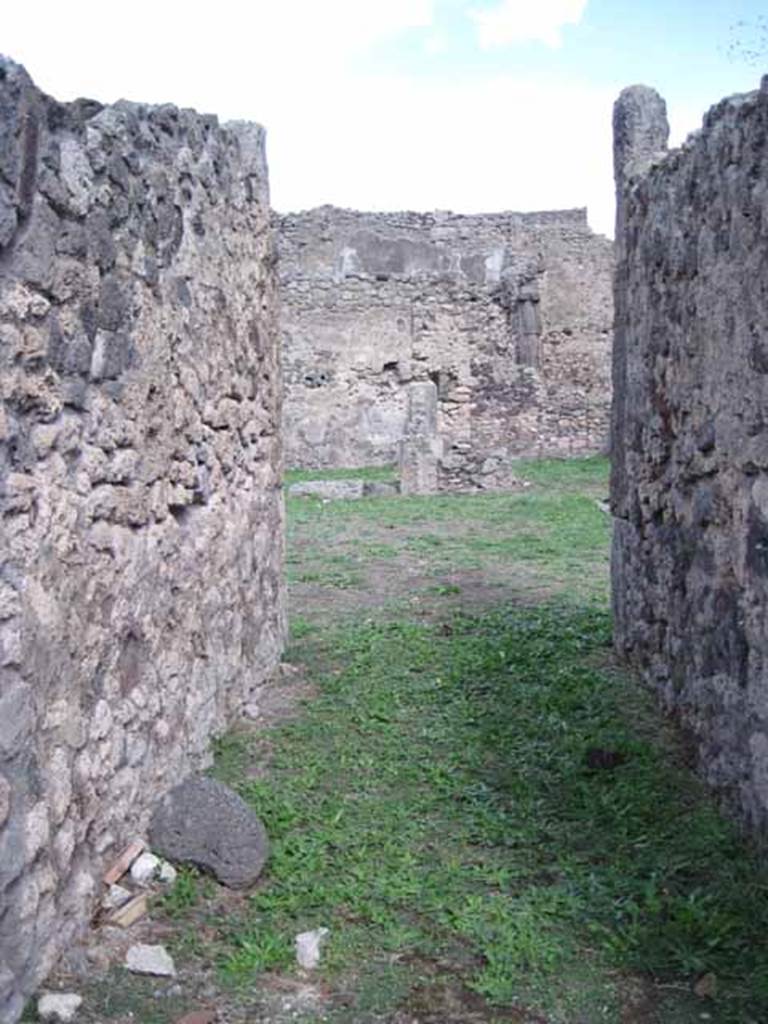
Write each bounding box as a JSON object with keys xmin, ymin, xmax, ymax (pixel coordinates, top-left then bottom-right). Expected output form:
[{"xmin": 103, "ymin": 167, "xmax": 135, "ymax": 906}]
[
  {"xmin": 362, "ymin": 480, "xmax": 400, "ymax": 497},
  {"xmin": 288, "ymin": 479, "xmax": 364, "ymax": 500},
  {"xmin": 149, "ymin": 776, "xmax": 269, "ymax": 888}
]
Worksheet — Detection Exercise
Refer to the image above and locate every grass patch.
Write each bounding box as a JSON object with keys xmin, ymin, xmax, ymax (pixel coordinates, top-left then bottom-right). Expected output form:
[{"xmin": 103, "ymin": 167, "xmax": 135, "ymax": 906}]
[
  {"xmin": 23, "ymin": 970, "xmax": 192, "ymax": 1024},
  {"xmin": 289, "ymin": 614, "xmax": 317, "ymax": 640},
  {"xmin": 290, "ymin": 568, "xmax": 364, "ymax": 589},
  {"xmin": 287, "ymin": 458, "xmax": 611, "ymax": 614},
  {"xmin": 157, "ymin": 865, "xmax": 215, "ymax": 919},
  {"xmin": 134, "ymin": 455, "xmax": 767, "ymax": 1024},
  {"xmin": 514, "ymin": 454, "xmax": 610, "ymax": 490},
  {"xmin": 204, "ymin": 603, "xmax": 768, "ymax": 1023}
]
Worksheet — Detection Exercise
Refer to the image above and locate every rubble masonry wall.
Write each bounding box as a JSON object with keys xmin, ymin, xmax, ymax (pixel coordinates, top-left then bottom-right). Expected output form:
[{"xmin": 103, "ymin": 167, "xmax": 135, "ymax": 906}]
[
  {"xmin": 277, "ymin": 205, "xmax": 613, "ymax": 489},
  {"xmin": 612, "ymin": 77, "xmax": 768, "ymax": 838},
  {"xmin": 0, "ymin": 59, "xmax": 285, "ymax": 1018}
]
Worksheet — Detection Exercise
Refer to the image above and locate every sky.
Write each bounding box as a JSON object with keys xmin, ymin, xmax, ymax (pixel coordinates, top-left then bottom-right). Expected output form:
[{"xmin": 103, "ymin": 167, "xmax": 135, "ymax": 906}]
[{"xmin": 3, "ymin": 1, "xmax": 766, "ymax": 237}]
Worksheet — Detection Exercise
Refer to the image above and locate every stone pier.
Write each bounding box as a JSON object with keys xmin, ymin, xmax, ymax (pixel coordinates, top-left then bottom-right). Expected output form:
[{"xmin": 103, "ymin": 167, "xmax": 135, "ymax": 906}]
[{"xmin": 399, "ymin": 381, "xmax": 441, "ymax": 494}]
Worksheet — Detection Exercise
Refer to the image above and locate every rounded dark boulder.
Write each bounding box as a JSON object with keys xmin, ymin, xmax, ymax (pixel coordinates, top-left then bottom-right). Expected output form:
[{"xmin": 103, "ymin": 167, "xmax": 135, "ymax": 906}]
[{"xmin": 148, "ymin": 776, "xmax": 268, "ymax": 888}]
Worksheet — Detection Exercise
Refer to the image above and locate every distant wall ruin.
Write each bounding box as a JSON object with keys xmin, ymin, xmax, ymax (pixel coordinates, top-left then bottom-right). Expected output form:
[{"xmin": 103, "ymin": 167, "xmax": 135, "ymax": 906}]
[
  {"xmin": 612, "ymin": 77, "xmax": 768, "ymax": 837},
  {"xmin": 277, "ymin": 206, "xmax": 613, "ymax": 489},
  {"xmin": 0, "ymin": 59, "xmax": 285, "ymax": 1019}
]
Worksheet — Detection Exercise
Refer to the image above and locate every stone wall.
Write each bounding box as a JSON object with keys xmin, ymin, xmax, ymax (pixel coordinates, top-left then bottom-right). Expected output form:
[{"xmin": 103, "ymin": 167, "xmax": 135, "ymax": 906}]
[
  {"xmin": 277, "ymin": 205, "xmax": 613, "ymax": 489},
  {"xmin": 0, "ymin": 59, "xmax": 285, "ymax": 1019},
  {"xmin": 612, "ymin": 77, "xmax": 768, "ymax": 838}
]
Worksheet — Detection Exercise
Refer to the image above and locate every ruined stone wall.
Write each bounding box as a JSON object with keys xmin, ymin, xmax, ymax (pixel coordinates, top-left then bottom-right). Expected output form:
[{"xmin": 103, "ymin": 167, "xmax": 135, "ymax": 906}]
[
  {"xmin": 277, "ymin": 205, "xmax": 613, "ymax": 488},
  {"xmin": 0, "ymin": 59, "xmax": 285, "ymax": 1019},
  {"xmin": 612, "ymin": 77, "xmax": 768, "ymax": 837}
]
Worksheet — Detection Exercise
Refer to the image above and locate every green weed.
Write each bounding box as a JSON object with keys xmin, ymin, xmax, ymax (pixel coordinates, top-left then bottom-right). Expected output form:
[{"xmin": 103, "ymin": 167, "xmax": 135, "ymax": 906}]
[
  {"xmin": 290, "ymin": 614, "xmax": 316, "ymax": 639},
  {"xmin": 205, "ymin": 603, "xmax": 768, "ymax": 1022},
  {"xmin": 157, "ymin": 865, "xmax": 211, "ymax": 918},
  {"xmin": 429, "ymin": 582, "xmax": 462, "ymax": 596}
]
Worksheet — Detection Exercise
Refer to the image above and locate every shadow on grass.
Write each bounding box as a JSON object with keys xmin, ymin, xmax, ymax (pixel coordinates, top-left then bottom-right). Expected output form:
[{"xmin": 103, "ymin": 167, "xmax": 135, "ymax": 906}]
[{"xmin": 450, "ymin": 604, "xmax": 768, "ymax": 1018}]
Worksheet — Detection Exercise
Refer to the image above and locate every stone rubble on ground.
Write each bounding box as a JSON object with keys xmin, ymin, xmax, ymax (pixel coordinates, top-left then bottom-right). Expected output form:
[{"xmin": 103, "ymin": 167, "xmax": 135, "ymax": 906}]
[
  {"xmin": 158, "ymin": 860, "xmax": 178, "ymax": 885},
  {"xmin": 149, "ymin": 776, "xmax": 269, "ymax": 888},
  {"xmin": 97, "ymin": 840, "xmax": 176, "ymax": 926},
  {"xmin": 287, "ymin": 477, "xmax": 403, "ymax": 500},
  {"xmin": 125, "ymin": 943, "xmax": 176, "ymax": 977},
  {"xmin": 101, "ymin": 883, "xmax": 132, "ymax": 911},
  {"xmin": 295, "ymin": 927, "xmax": 329, "ymax": 970},
  {"xmin": 107, "ymin": 892, "xmax": 148, "ymax": 928},
  {"xmin": 103, "ymin": 840, "xmax": 146, "ymax": 886},
  {"xmin": 129, "ymin": 851, "xmax": 162, "ymax": 885},
  {"xmin": 288, "ymin": 479, "xmax": 365, "ymax": 500},
  {"xmin": 37, "ymin": 993, "xmax": 83, "ymax": 1023},
  {"xmin": 362, "ymin": 480, "xmax": 400, "ymax": 498}
]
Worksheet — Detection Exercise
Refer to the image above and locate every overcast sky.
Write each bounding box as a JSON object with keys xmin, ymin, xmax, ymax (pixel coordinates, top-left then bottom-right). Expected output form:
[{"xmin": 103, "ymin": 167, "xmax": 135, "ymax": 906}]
[{"xmin": 3, "ymin": 1, "xmax": 766, "ymax": 236}]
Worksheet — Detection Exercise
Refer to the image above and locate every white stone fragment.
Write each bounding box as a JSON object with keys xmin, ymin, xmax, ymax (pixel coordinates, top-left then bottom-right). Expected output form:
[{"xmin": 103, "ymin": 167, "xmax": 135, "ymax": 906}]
[
  {"xmin": 295, "ymin": 927, "xmax": 329, "ymax": 970},
  {"xmin": 101, "ymin": 883, "xmax": 132, "ymax": 910},
  {"xmin": 125, "ymin": 943, "xmax": 176, "ymax": 977},
  {"xmin": 37, "ymin": 992, "xmax": 83, "ymax": 1022},
  {"xmin": 129, "ymin": 851, "xmax": 161, "ymax": 885},
  {"xmin": 158, "ymin": 859, "xmax": 177, "ymax": 885}
]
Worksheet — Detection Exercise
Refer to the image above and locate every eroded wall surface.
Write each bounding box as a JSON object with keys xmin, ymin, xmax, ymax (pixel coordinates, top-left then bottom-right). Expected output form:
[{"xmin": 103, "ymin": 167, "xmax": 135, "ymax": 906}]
[
  {"xmin": 612, "ymin": 77, "xmax": 768, "ymax": 836},
  {"xmin": 277, "ymin": 206, "xmax": 613, "ymax": 488},
  {"xmin": 0, "ymin": 59, "xmax": 285, "ymax": 1018}
]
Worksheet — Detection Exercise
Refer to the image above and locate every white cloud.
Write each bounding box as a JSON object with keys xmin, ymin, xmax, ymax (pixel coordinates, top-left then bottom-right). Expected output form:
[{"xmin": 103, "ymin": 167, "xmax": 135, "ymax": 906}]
[
  {"xmin": 471, "ymin": 0, "xmax": 588, "ymax": 49},
  {"xmin": 267, "ymin": 71, "xmax": 617, "ymax": 237},
  {"xmin": 252, "ymin": 0, "xmax": 435, "ymax": 54},
  {"xmin": 424, "ymin": 34, "xmax": 450, "ymax": 55},
  {"xmin": 2, "ymin": 1, "xmax": 436, "ymax": 111},
  {"xmin": 2, "ymin": 1, "xmax": 621, "ymax": 235}
]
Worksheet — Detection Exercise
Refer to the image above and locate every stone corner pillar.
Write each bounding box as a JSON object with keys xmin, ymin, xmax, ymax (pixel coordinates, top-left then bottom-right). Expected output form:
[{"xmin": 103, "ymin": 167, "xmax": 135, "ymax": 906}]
[
  {"xmin": 611, "ymin": 84, "xmax": 670, "ymax": 522},
  {"xmin": 610, "ymin": 84, "xmax": 670, "ymax": 654},
  {"xmin": 612, "ymin": 84, "xmax": 669, "ymax": 242},
  {"xmin": 399, "ymin": 381, "xmax": 442, "ymax": 495}
]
